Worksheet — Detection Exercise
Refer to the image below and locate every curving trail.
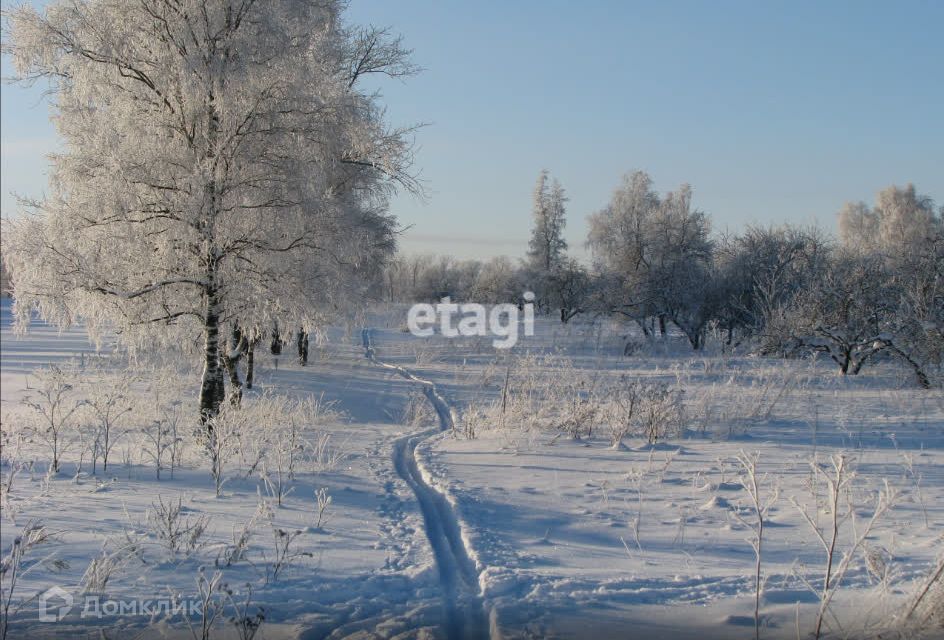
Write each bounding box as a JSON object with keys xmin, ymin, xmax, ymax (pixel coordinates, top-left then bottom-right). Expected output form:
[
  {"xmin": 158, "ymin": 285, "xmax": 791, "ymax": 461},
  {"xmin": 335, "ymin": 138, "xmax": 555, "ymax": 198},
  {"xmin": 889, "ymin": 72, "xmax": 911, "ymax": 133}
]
[{"xmin": 361, "ymin": 329, "xmax": 491, "ymax": 640}]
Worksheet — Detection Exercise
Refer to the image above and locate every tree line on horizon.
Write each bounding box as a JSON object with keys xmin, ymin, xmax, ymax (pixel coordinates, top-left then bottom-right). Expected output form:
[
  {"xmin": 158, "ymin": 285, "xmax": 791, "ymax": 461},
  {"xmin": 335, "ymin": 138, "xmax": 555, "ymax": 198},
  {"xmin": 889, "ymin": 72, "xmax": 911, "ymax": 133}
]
[{"xmin": 380, "ymin": 172, "xmax": 943, "ymax": 386}]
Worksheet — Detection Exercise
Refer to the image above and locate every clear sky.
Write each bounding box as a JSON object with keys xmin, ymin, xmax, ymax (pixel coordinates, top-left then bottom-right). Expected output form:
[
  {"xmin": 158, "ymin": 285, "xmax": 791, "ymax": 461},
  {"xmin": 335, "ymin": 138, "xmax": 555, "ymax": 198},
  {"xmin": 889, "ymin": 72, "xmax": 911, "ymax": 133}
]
[{"xmin": 2, "ymin": 0, "xmax": 942, "ymax": 260}]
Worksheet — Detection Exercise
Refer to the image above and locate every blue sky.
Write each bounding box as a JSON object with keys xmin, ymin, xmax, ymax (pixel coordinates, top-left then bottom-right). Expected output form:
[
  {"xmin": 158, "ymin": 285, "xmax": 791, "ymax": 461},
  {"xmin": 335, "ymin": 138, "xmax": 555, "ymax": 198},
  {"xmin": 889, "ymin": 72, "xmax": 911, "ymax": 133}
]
[{"xmin": 3, "ymin": 0, "xmax": 942, "ymax": 259}]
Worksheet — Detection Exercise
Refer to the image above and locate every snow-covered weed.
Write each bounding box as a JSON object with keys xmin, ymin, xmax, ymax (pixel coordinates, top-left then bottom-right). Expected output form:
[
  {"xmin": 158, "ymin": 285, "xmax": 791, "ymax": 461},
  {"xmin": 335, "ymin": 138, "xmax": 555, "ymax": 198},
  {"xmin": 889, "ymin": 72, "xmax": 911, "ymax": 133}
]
[
  {"xmin": 399, "ymin": 388, "xmax": 437, "ymax": 429},
  {"xmin": 790, "ymin": 454, "xmax": 898, "ymax": 640},
  {"xmin": 411, "ymin": 341, "xmax": 442, "ymax": 365},
  {"xmin": 145, "ymin": 495, "xmax": 210, "ymax": 559},
  {"xmin": 457, "ymin": 404, "xmax": 487, "ymax": 440},
  {"xmin": 0, "ymin": 428, "xmax": 26, "ymax": 524},
  {"xmin": 258, "ymin": 461, "xmax": 293, "ymax": 507},
  {"xmin": 140, "ymin": 418, "xmax": 178, "ymax": 481},
  {"xmin": 635, "ymin": 382, "xmax": 684, "ymax": 444},
  {"xmin": 224, "ymin": 393, "xmax": 347, "ymax": 499},
  {"xmin": 624, "ymin": 466, "xmax": 647, "ymax": 551},
  {"xmin": 201, "ymin": 404, "xmax": 246, "ymax": 496},
  {"xmin": 896, "ymin": 554, "xmax": 944, "ymax": 637},
  {"xmin": 266, "ymin": 527, "xmax": 311, "ymax": 583},
  {"xmin": 176, "ymin": 568, "xmax": 224, "ymax": 640},
  {"xmin": 732, "ymin": 451, "xmax": 780, "ymax": 640},
  {"xmin": 685, "ymin": 365, "xmax": 802, "ymax": 438},
  {"xmin": 79, "ymin": 543, "xmax": 129, "ymax": 593},
  {"xmin": 901, "ymin": 452, "xmax": 931, "ymax": 529},
  {"xmin": 21, "ymin": 364, "xmax": 85, "ymax": 473},
  {"xmin": 308, "ymin": 432, "xmax": 349, "ymax": 473},
  {"xmin": 0, "ymin": 520, "xmax": 57, "ymax": 640},
  {"xmin": 226, "ymin": 582, "xmax": 265, "ymax": 640},
  {"xmin": 216, "ymin": 500, "xmax": 270, "ymax": 568},
  {"xmin": 548, "ymin": 374, "xmax": 601, "ymax": 440},
  {"xmin": 312, "ymin": 487, "xmax": 331, "ymax": 531}
]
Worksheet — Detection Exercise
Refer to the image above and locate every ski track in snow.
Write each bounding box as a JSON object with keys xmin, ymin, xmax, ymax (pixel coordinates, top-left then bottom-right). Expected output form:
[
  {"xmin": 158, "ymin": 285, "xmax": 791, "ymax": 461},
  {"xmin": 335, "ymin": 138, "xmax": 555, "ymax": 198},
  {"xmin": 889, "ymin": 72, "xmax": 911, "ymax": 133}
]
[{"xmin": 361, "ymin": 328, "xmax": 493, "ymax": 640}]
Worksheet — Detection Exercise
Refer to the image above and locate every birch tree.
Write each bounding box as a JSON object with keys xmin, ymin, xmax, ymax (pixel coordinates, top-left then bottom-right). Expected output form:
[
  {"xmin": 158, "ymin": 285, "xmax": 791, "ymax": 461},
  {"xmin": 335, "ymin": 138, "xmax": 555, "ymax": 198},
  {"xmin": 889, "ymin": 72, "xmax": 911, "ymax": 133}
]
[
  {"xmin": 3, "ymin": 0, "xmax": 419, "ymax": 421},
  {"xmin": 839, "ymin": 184, "xmax": 940, "ymax": 256}
]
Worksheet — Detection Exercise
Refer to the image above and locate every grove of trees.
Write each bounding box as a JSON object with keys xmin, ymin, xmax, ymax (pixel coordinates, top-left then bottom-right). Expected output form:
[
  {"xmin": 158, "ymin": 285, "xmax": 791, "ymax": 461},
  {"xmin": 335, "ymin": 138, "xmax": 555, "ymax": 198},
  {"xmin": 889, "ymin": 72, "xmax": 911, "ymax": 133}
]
[{"xmin": 381, "ymin": 173, "xmax": 942, "ymax": 387}]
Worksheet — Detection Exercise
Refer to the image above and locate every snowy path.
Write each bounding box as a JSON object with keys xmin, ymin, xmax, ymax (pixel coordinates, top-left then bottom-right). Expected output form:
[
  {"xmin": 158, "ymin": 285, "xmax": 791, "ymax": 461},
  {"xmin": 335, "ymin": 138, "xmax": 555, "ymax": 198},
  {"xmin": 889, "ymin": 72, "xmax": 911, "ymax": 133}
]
[{"xmin": 361, "ymin": 329, "xmax": 491, "ymax": 640}]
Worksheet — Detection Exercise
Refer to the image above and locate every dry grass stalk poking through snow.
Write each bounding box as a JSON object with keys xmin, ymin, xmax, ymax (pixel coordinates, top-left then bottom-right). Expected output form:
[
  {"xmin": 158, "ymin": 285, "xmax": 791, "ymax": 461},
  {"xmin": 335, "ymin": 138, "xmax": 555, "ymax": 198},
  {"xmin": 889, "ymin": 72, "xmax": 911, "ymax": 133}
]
[
  {"xmin": 897, "ymin": 553, "xmax": 944, "ymax": 637},
  {"xmin": 0, "ymin": 520, "xmax": 56, "ymax": 640},
  {"xmin": 457, "ymin": 352, "xmax": 687, "ymax": 447},
  {"xmin": 0, "ymin": 428, "xmax": 27, "ymax": 525},
  {"xmin": 266, "ymin": 527, "xmax": 311, "ymax": 584},
  {"xmin": 201, "ymin": 392, "xmax": 346, "ymax": 496},
  {"xmin": 790, "ymin": 454, "xmax": 898, "ymax": 640},
  {"xmin": 79, "ymin": 543, "xmax": 129, "ymax": 594},
  {"xmin": 602, "ymin": 378, "xmax": 684, "ymax": 447},
  {"xmin": 312, "ymin": 487, "xmax": 332, "ymax": 531},
  {"xmin": 732, "ymin": 451, "xmax": 779, "ymax": 640},
  {"xmin": 146, "ymin": 495, "xmax": 210, "ymax": 559}
]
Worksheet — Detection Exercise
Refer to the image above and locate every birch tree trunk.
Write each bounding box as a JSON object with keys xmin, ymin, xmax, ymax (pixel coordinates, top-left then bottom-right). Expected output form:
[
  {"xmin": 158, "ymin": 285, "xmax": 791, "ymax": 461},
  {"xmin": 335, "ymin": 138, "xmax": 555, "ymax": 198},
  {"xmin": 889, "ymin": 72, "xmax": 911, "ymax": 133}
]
[{"xmin": 200, "ymin": 282, "xmax": 225, "ymax": 422}]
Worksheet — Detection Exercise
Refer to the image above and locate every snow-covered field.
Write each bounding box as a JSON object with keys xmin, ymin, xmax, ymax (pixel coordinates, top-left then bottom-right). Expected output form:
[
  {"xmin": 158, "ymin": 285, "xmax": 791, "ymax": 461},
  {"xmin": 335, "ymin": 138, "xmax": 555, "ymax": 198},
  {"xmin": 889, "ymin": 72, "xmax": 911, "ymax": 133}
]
[{"xmin": 2, "ymin": 299, "xmax": 942, "ymax": 639}]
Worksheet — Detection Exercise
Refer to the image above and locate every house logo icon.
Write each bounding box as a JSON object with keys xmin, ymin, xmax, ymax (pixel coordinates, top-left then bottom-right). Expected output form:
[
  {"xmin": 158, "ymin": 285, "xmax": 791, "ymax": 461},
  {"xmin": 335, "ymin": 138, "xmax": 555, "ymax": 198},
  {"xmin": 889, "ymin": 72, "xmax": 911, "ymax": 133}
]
[{"xmin": 38, "ymin": 586, "xmax": 73, "ymax": 622}]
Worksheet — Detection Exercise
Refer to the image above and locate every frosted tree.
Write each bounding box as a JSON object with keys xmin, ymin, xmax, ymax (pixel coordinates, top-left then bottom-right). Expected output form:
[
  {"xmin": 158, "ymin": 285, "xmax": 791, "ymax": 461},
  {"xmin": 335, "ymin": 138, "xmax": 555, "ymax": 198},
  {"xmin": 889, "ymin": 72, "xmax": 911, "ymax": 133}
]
[
  {"xmin": 528, "ymin": 171, "xmax": 568, "ymax": 273},
  {"xmin": 837, "ymin": 201, "xmax": 879, "ymax": 253},
  {"xmin": 714, "ymin": 225, "xmax": 830, "ymax": 350},
  {"xmin": 588, "ymin": 172, "xmax": 713, "ymax": 347},
  {"xmin": 469, "ymin": 256, "xmax": 521, "ymax": 304},
  {"xmin": 837, "ymin": 185, "xmax": 942, "ymax": 386},
  {"xmin": 527, "ymin": 170, "xmax": 568, "ymax": 312},
  {"xmin": 886, "ymin": 232, "xmax": 944, "ymax": 387},
  {"xmin": 3, "ymin": 0, "xmax": 419, "ymax": 421},
  {"xmin": 414, "ymin": 254, "xmax": 458, "ymax": 301},
  {"xmin": 587, "ymin": 170, "xmax": 660, "ymax": 334},
  {"xmin": 547, "ymin": 258, "xmax": 590, "ymax": 323},
  {"xmin": 786, "ymin": 250, "xmax": 894, "ymax": 376},
  {"xmin": 646, "ymin": 184, "xmax": 713, "ymax": 348},
  {"xmin": 839, "ymin": 184, "xmax": 941, "ymax": 255}
]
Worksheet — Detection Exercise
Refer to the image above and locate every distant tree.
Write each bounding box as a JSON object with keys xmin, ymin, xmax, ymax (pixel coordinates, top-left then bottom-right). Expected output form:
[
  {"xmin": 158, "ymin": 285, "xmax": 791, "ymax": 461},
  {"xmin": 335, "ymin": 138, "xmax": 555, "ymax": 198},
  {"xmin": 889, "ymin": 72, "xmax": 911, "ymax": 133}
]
[
  {"xmin": 527, "ymin": 170, "xmax": 568, "ymax": 311},
  {"xmin": 646, "ymin": 184, "xmax": 713, "ymax": 348},
  {"xmin": 3, "ymin": 0, "xmax": 418, "ymax": 421},
  {"xmin": 786, "ymin": 250, "xmax": 894, "ymax": 376},
  {"xmin": 588, "ymin": 172, "xmax": 712, "ymax": 348},
  {"xmin": 413, "ymin": 255, "xmax": 458, "ymax": 301},
  {"xmin": 452, "ymin": 259, "xmax": 485, "ymax": 302},
  {"xmin": 837, "ymin": 201, "xmax": 879, "ymax": 254},
  {"xmin": 839, "ymin": 184, "xmax": 941, "ymax": 255},
  {"xmin": 714, "ymin": 225, "xmax": 830, "ymax": 350},
  {"xmin": 587, "ymin": 171, "xmax": 660, "ymax": 335},
  {"xmin": 838, "ymin": 185, "xmax": 943, "ymax": 386},
  {"xmin": 528, "ymin": 170, "xmax": 568, "ymax": 273},
  {"xmin": 547, "ymin": 259, "xmax": 590, "ymax": 323},
  {"xmin": 382, "ymin": 253, "xmax": 432, "ymax": 302},
  {"xmin": 469, "ymin": 256, "xmax": 521, "ymax": 304}
]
